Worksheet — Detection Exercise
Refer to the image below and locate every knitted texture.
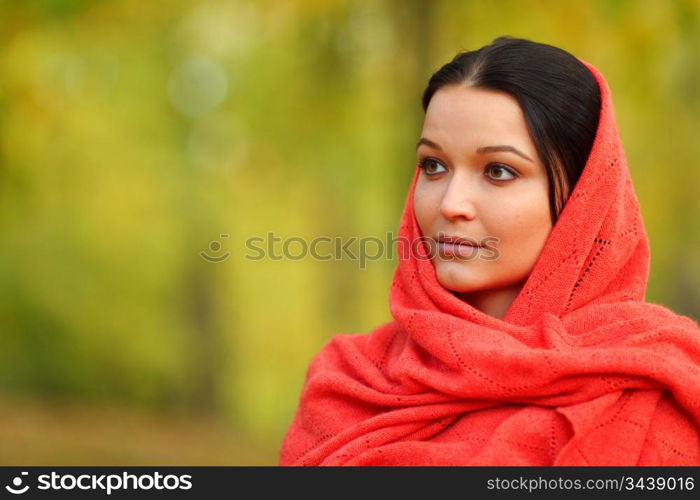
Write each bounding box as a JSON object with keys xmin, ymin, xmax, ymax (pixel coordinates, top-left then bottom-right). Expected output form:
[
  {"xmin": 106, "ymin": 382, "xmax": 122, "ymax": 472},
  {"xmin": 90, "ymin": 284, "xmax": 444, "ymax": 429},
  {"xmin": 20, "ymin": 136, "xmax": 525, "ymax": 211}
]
[{"xmin": 279, "ymin": 61, "xmax": 700, "ymax": 466}]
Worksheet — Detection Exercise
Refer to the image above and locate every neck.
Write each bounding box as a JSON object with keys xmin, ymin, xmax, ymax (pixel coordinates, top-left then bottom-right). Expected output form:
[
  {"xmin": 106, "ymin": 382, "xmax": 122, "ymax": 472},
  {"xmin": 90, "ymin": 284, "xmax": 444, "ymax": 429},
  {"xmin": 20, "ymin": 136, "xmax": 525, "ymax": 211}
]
[{"xmin": 456, "ymin": 283, "xmax": 524, "ymax": 320}]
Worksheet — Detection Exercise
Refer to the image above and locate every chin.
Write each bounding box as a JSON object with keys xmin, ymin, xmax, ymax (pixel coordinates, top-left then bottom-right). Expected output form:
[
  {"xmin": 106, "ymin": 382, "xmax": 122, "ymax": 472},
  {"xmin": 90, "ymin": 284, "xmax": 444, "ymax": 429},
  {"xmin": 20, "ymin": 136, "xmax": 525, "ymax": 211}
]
[
  {"xmin": 433, "ymin": 261, "xmax": 528, "ymax": 295},
  {"xmin": 434, "ymin": 263, "xmax": 487, "ymax": 293}
]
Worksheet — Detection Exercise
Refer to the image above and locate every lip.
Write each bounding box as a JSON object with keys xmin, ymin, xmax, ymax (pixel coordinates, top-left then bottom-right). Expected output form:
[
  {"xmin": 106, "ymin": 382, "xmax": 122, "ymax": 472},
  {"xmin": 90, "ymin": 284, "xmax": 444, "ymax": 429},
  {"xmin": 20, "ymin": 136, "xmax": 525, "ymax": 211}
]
[
  {"xmin": 434, "ymin": 234, "xmax": 481, "ymax": 247},
  {"xmin": 436, "ymin": 241, "xmax": 480, "ymax": 258}
]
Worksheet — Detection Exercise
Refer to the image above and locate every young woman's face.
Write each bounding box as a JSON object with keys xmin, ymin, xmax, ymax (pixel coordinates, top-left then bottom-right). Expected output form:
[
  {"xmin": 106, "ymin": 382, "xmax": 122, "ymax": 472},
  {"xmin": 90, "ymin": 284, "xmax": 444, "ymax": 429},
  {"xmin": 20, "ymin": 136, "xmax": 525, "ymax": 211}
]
[{"xmin": 414, "ymin": 84, "xmax": 553, "ymax": 301}]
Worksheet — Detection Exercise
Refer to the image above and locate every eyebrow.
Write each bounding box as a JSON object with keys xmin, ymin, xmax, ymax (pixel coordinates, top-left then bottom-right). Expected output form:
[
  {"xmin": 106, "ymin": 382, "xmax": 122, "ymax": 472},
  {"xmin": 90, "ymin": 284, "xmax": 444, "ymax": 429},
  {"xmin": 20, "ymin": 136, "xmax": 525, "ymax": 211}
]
[{"xmin": 415, "ymin": 137, "xmax": 534, "ymax": 163}]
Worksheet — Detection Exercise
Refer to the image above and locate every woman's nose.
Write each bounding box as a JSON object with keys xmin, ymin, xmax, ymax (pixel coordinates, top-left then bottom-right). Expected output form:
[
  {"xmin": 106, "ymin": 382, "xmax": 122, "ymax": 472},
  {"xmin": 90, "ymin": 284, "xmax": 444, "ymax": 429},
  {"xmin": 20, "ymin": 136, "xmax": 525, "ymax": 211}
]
[{"xmin": 439, "ymin": 171, "xmax": 477, "ymax": 221}]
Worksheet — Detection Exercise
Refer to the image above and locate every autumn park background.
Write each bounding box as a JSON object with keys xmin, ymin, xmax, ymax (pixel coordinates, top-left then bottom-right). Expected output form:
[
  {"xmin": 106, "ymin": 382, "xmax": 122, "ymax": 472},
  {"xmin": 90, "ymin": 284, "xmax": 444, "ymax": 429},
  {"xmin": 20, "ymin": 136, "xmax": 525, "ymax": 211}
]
[{"xmin": 0, "ymin": 0, "xmax": 698, "ymax": 465}]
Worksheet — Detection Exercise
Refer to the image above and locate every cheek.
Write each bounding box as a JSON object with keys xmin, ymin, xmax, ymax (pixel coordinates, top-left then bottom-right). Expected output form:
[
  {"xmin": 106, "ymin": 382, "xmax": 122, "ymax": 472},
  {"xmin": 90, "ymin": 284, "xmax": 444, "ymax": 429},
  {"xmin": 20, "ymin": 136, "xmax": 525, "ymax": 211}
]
[
  {"xmin": 487, "ymin": 192, "xmax": 552, "ymax": 262},
  {"xmin": 413, "ymin": 180, "xmax": 439, "ymax": 234}
]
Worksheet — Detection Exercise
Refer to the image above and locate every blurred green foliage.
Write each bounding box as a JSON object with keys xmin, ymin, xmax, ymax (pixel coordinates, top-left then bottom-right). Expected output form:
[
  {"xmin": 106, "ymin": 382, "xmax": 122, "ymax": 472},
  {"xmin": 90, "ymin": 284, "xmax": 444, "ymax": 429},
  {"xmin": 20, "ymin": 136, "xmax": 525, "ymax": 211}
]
[{"xmin": 0, "ymin": 0, "xmax": 698, "ymax": 464}]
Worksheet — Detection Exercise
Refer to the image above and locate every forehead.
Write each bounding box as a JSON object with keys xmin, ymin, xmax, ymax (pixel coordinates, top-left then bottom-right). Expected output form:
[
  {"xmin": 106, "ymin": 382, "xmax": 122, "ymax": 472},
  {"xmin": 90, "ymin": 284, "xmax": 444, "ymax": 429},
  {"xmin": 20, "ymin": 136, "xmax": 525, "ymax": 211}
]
[{"xmin": 421, "ymin": 85, "xmax": 533, "ymax": 149}]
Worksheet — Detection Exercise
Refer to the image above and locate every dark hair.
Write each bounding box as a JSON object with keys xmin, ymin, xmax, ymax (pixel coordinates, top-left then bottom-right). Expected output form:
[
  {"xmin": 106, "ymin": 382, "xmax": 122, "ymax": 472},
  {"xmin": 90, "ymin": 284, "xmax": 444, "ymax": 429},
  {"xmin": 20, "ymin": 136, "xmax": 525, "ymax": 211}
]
[{"xmin": 421, "ymin": 36, "xmax": 601, "ymax": 223}]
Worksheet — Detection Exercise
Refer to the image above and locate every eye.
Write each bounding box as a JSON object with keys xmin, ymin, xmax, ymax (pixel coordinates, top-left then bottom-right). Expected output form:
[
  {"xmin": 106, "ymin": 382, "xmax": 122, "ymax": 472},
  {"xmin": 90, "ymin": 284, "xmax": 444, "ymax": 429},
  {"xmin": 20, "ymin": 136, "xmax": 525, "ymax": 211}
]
[
  {"xmin": 486, "ymin": 163, "xmax": 518, "ymax": 181},
  {"xmin": 418, "ymin": 157, "xmax": 447, "ymax": 176}
]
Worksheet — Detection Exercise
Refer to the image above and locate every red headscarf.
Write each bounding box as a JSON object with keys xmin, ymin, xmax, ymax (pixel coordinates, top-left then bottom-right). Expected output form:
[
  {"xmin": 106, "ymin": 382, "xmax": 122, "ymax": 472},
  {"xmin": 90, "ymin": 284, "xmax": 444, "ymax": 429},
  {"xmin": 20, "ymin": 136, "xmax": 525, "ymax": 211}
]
[{"xmin": 279, "ymin": 61, "xmax": 700, "ymax": 466}]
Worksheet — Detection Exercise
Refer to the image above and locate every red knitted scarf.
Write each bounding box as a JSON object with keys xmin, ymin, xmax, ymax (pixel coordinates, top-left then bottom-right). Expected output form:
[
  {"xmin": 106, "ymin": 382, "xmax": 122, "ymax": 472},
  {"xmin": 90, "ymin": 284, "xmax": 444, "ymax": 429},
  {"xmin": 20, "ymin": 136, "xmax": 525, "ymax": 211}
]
[{"xmin": 279, "ymin": 61, "xmax": 700, "ymax": 466}]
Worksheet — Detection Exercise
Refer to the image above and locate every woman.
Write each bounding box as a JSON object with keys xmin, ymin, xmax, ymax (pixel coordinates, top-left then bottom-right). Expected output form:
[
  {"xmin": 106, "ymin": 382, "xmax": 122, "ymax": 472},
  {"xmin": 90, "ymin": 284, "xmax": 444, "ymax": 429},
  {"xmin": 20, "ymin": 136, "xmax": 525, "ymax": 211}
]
[{"xmin": 280, "ymin": 37, "xmax": 700, "ymax": 466}]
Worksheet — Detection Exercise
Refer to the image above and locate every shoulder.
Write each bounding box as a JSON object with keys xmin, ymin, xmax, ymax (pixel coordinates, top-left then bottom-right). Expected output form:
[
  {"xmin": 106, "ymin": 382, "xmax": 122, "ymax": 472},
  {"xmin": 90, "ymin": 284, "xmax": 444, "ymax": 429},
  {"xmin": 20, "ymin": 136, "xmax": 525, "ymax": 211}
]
[{"xmin": 303, "ymin": 321, "xmax": 400, "ymax": 379}]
